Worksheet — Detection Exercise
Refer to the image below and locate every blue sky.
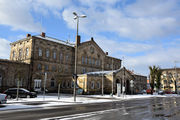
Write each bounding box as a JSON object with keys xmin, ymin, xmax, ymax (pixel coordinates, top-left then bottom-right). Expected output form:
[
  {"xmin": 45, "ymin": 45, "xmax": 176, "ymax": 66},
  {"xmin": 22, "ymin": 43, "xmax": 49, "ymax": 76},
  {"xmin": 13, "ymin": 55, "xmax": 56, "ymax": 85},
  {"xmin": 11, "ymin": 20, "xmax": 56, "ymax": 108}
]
[{"xmin": 0, "ymin": 0, "xmax": 180, "ymax": 76}]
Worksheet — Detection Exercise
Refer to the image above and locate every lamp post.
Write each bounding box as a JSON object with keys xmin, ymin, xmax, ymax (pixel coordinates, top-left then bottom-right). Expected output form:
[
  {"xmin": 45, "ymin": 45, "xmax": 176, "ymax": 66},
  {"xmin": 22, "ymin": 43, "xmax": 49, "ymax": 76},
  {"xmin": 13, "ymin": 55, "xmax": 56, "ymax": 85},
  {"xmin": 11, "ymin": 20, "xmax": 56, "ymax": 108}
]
[{"xmin": 73, "ymin": 12, "xmax": 86, "ymax": 102}]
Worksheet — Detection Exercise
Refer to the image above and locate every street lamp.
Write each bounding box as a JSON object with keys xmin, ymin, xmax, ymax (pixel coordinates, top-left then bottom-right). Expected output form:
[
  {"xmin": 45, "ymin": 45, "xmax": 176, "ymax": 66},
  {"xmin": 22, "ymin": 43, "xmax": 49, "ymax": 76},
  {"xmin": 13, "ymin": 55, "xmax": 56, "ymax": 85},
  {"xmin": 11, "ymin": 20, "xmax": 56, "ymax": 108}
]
[
  {"xmin": 73, "ymin": 12, "xmax": 86, "ymax": 36},
  {"xmin": 73, "ymin": 12, "xmax": 86, "ymax": 102}
]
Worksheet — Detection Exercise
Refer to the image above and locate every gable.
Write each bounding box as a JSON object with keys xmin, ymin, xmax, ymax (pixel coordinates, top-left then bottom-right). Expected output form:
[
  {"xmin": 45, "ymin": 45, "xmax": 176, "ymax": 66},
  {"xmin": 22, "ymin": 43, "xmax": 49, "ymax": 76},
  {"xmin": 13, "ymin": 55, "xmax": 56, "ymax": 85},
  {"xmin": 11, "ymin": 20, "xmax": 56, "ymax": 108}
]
[{"xmin": 78, "ymin": 39, "xmax": 105, "ymax": 58}]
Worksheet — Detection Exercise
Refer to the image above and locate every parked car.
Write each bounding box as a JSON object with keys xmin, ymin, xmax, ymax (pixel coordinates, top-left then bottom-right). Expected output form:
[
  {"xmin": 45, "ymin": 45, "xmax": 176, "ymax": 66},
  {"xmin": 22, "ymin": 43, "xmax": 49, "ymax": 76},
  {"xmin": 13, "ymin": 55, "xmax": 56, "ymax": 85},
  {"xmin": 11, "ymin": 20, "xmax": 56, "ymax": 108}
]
[
  {"xmin": 0, "ymin": 93, "xmax": 7, "ymax": 104},
  {"xmin": 146, "ymin": 89, "xmax": 155, "ymax": 94},
  {"xmin": 4, "ymin": 88, "xmax": 37, "ymax": 98},
  {"xmin": 158, "ymin": 90, "xmax": 164, "ymax": 95}
]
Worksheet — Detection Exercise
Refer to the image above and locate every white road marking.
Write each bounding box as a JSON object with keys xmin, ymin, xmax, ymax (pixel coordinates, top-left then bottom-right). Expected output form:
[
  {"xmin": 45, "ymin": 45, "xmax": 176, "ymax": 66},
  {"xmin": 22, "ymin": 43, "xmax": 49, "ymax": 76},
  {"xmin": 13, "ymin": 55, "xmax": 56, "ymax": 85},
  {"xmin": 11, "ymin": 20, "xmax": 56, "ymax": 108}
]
[{"xmin": 41, "ymin": 107, "xmax": 131, "ymax": 120}]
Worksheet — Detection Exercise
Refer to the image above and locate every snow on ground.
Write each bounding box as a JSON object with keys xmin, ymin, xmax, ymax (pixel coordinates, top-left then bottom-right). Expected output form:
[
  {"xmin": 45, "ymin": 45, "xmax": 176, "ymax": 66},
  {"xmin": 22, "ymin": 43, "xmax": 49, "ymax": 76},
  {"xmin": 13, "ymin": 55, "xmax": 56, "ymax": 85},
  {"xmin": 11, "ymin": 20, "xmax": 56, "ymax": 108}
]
[{"xmin": 1, "ymin": 93, "xmax": 179, "ymax": 111}]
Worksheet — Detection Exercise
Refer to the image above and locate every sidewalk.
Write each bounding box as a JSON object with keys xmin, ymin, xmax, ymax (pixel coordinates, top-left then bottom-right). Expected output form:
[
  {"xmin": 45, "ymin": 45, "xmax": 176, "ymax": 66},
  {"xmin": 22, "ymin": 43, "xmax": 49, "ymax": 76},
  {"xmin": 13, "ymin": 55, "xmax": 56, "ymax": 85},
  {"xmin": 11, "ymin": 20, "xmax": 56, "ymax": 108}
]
[{"xmin": 1, "ymin": 93, "xmax": 178, "ymax": 111}]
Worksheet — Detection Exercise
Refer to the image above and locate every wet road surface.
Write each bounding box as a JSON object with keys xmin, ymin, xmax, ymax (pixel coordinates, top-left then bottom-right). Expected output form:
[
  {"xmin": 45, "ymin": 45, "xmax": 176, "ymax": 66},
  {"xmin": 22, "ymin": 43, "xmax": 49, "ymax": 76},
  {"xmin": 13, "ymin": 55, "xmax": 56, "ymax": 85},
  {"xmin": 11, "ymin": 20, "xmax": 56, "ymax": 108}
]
[{"xmin": 1, "ymin": 97, "xmax": 180, "ymax": 120}]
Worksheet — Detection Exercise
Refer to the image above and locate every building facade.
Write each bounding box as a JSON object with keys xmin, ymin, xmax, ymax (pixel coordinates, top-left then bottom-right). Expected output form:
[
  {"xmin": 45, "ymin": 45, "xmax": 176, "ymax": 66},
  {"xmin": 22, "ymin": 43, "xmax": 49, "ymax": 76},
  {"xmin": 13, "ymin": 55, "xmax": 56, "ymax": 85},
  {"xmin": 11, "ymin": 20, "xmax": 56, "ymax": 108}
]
[
  {"xmin": 160, "ymin": 68, "xmax": 180, "ymax": 93},
  {"xmin": 0, "ymin": 59, "xmax": 30, "ymax": 92},
  {"xmin": 4, "ymin": 32, "xmax": 121, "ymax": 93}
]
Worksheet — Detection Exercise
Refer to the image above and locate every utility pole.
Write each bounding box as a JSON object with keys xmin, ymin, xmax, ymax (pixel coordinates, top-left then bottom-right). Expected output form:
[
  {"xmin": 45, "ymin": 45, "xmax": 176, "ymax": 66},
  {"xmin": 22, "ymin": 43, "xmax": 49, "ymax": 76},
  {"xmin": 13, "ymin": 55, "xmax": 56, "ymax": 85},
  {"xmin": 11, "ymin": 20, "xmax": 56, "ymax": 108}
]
[
  {"xmin": 43, "ymin": 72, "xmax": 47, "ymax": 101},
  {"xmin": 111, "ymin": 59, "xmax": 114, "ymax": 97},
  {"xmin": 102, "ymin": 58, "xmax": 104, "ymax": 96},
  {"xmin": 73, "ymin": 12, "xmax": 86, "ymax": 102}
]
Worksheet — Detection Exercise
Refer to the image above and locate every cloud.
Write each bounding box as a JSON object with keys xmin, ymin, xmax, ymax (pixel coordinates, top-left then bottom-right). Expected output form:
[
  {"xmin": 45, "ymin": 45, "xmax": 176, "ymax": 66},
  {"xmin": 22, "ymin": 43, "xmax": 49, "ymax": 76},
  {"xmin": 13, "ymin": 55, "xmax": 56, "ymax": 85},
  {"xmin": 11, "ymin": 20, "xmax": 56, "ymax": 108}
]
[
  {"xmin": 125, "ymin": 47, "xmax": 180, "ymax": 75},
  {"xmin": 0, "ymin": 0, "xmax": 43, "ymax": 32},
  {"xmin": 0, "ymin": 38, "xmax": 11, "ymax": 59},
  {"xmin": 93, "ymin": 35, "xmax": 154, "ymax": 54},
  {"xmin": 62, "ymin": 0, "xmax": 180, "ymax": 40}
]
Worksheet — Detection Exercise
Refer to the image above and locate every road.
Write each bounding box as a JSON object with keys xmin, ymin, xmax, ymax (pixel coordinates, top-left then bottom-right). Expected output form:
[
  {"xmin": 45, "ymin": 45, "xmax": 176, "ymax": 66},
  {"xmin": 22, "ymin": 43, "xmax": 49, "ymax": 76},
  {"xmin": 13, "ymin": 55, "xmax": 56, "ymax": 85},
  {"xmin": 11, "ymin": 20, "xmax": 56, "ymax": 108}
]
[{"xmin": 1, "ymin": 97, "xmax": 180, "ymax": 120}]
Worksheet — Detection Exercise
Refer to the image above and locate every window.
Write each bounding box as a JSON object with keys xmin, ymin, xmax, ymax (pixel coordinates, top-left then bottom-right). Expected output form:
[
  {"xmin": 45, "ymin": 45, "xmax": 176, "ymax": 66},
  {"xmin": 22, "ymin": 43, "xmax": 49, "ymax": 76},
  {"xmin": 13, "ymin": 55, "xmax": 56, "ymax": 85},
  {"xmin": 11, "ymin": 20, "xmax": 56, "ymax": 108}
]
[
  {"xmin": 97, "ymin": 81, "xmax": 100, "ymax": 89},
  {"xmin": 85, "ymin": 56, "xmax": 87, "ymax": 64},
  {"xmin": 51, "ymin": 79, "xmax": 55, "ymax": 87},
  {"xmin": 92, "ymin": 58, "xmax": 95, "ymax": 65},
  {"xmin": 59, "ymin": 66, "xmax": 62, "ymax": 72},
  {"xmin": 66, "ymin": 55, "xmax": 69, "ymax": 62},
  {"xmin": 71, "ymin": 81, "xmax": 74, "ymax": 88},
  {"xmin": 66, "ymin": 81, "xmax": 70, "ymax": 88},
  {"xmin": 46, "ymin": 49, "xmax": 49, "ymax": 58},
  {"xmin": 12, "ymin": 51, "xmax": 15, "ymax": 58},
  {"xmin": 39, "ymin": 48, "xmax": 42, "ymax": 56},
  {"xmin": 89, "ymin": 58, "xmax": 91, "ymax": 65},
  {"xmin": 45, "ymin": 65, "xmax": 49, "ymax": 71},
  {"xmin": 26, "ymin": 48, "xmax": 29, "ymax": 57},
  {"xmin": 82, "ymin": 68, "xmax": 86, "ymax": 74},
  {"xmin": 107, "ymin": 64, "xmax": 109, "ymax": 68},
  {"xmin": 37, "ymin": 64, "xmax": 42, "ymax": 70},
  {"xmin": 53, "ymin": 51, "xmax": 56, "ymax": 59},
  {"xmin": 52, "ymin": 65, "xmax": 56, "ymax": 72},
  {"xmin": 65, "ymin": 66, "xmax": 68, "ymax": 73},
  {"xmin": 34, "ymin": 80, "xmax": 41, "ymax": 89},
  {"xmin": 19, "ymin": 49, "xmax": 22, "ymax": 57},
  {"xmin": 91, "ymin": 81, "xmax": 95, "ymax": 89},
  {"xmin": 96, "ymin": 60, "xmax": 99, "ymax": 66},
  {"xmin": 82, "ymin": 56, "xmax": 84, "ymax": 64},
  {"xmin": 62, "ymin": 81, "xmax": 66, "ymax": 88},
  {"xmin": 60, "ymin": 53, "xmax": 63, "ymax": 62}
]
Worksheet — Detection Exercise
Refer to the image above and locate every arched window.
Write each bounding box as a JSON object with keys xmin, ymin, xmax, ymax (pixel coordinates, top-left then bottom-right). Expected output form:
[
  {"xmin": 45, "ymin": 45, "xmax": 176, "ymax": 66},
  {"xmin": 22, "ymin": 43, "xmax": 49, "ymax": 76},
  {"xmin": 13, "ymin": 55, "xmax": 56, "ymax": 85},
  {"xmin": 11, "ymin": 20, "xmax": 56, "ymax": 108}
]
[
  {"xmin": 37, "ymin": 63, "xmax": 42, "ymax": 70},
  {"xmin": 51, "ymin": 79, "xmax": 55, "ymax": 87},
  {"xmin": 91, "ymin": 81, "xmax": 95, "ymax": 89},
  {"xmin": 82, "ymin": 56, "xmax": 84, "ymax": 64},
  {"xmin": 60, "ymin": 53, "xmax": 63, "ymax": 62},
  {"xmin": 39, "ymin": 48, "xmax": 42, "ymax": 56},
  {"xmin": 12, "ymin": 51, "xmax": 16, "ymax": 58},
  {"xmin": 89, "ymin": 58, "xmax": 91, "ymax": 65},
  {"xmin": 26, "ymin": 47, "xmax": 29, "ymax": 57},
  {"xmin": 19, "ymin": 49, "xmax": 22, "ymax": 57},
  {"xmin": 46, "ymin": 49, "xmax": 49, "ymax": 58},
  {"xmin": 97, "ymin": 81, "xmax": 100, "ymax": 89},
  {"xmin": 53, "ymin": 51, "xmax": 56, "ymax": 59}
]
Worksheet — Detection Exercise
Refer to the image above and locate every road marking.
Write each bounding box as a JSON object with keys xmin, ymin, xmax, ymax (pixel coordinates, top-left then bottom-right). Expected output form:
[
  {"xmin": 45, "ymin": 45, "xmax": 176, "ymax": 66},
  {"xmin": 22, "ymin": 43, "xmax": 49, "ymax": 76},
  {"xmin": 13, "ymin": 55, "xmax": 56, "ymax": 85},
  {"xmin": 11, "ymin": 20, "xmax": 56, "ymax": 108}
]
[{"xmin": 41, "ymin": 107, "xmax": 129, "ymax": 120}]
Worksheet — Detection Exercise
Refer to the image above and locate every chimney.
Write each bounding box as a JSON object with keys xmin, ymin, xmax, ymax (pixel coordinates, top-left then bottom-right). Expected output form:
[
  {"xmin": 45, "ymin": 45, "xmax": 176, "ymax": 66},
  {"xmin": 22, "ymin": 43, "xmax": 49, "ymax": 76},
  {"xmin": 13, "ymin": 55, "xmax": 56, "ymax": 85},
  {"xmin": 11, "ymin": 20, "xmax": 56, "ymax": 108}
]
[
  {"xmin": 26, "ymin": 34, "xmax": 31, "ymax": 37},
  {"xmin": 91, "ymin": 37, "xmax": 94, "ymax": 41},
  {"xmin": 106, "ymin": 52, "xmax": 108, "ymax": 55},
  {"xmin": 76, "ymin": 35, "xmax": 81, "ymax": 46},
  {"xmin": 41, "ymin": 32, "xmax": 46, "ymax": 37}
]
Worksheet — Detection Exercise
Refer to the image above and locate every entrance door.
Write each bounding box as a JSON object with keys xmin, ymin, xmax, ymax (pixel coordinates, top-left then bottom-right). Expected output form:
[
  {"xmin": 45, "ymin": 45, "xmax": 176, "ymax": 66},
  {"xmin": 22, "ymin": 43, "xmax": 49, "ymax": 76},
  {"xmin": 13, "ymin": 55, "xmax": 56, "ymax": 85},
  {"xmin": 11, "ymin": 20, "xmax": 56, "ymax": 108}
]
[{"xmin": 34, "ymin": 79, "xmax": 41, "ymax": 92}]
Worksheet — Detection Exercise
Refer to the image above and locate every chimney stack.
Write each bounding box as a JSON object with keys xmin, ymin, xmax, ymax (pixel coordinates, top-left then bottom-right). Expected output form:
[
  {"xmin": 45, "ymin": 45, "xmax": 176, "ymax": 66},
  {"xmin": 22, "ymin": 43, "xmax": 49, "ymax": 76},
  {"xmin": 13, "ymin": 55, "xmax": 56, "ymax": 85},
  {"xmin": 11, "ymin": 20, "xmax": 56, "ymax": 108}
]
[
  {"xmin": 41, "ymin": 32, "xmax": 46, "ymax": 37},
  {"xmin": 76, "ymin": 35, "xmax": 81, "ymax": 46},
  {"xmin": 91, "ymin": 37, "xmax": 94, "ymax": 41},
  {"xmin": 26, "ymin": 34, "xmax": 31, "ymax": 37},
  {"xmin": 106, "ymin": 52, "xmax": 108, "ymax": 55}
]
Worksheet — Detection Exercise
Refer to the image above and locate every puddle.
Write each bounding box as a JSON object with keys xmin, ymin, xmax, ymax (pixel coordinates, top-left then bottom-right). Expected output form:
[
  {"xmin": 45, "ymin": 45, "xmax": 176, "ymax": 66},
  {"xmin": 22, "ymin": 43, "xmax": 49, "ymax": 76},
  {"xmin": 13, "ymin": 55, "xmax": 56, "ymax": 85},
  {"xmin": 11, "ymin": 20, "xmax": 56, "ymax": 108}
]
[
  {"xmin": 23, "ymin": 102, "xmax": 47, "ymax": 105},
  {"xmin": 0, "ymin": 105, "xmax": 6, "ymax": 108}
]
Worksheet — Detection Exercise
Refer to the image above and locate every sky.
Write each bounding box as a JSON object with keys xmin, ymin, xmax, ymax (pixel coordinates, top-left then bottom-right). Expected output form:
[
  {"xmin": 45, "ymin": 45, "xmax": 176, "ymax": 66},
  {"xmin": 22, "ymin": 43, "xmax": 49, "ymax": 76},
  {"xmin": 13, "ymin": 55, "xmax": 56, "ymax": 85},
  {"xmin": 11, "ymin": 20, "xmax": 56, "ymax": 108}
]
[{"xmin": 0, "ymin": 0, "xmax": 180, "ymax": 76}]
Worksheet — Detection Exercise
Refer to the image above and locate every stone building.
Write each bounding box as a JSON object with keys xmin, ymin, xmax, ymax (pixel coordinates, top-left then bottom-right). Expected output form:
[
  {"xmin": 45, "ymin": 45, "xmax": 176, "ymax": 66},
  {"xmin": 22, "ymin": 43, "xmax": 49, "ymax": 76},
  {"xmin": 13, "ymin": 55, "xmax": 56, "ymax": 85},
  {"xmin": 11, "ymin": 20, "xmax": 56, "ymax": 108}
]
[
  {"xmin": 77, "ymin": 67, "xmax": 135, "ymax": 94},
  {"xmin": 160, "ymin": 68, "xmax": 180, "ymax": 93},
  {"xmin": 0, "ymin": 59, "xmax": 30, "ymax": 92},
  {"xmin": 132, "ymin": 74, "xmax": 147, "ymax": 93},
  {"xmin": 6, "ymin": 32, "xmax": 121, "ymax": 93}
]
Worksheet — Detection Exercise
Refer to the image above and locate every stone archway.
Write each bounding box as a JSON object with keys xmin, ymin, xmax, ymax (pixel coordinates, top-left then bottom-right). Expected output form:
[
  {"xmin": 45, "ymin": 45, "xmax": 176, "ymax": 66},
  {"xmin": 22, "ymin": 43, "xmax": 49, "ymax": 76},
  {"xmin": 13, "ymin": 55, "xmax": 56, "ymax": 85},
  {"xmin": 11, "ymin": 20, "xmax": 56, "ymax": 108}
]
[{"xmin": 115, "ymin": 78, "xmax": 123, "ymax": 94}]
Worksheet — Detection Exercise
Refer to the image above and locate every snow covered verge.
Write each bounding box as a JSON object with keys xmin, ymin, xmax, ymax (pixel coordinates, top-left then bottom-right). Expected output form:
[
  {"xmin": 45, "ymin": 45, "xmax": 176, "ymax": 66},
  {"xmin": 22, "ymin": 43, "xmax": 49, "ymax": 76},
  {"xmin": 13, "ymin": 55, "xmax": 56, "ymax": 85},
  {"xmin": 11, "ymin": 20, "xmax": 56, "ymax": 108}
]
[{"xmin": 0, "ymin": 93, "xmax": 179, "ymax": 111}]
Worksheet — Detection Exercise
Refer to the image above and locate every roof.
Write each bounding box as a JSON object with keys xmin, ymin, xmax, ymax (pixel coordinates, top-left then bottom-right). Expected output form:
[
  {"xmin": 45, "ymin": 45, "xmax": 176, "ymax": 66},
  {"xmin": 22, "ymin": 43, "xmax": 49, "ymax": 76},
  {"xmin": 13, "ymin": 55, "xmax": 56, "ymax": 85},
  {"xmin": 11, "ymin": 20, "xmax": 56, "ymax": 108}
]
[
  {"xmin": 81, "ymin": 67, "xmax": 125, "ymax": 76},
  {"xmin": 33, "ymin": 35, "xmax": 75, "ymax": 47}
]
